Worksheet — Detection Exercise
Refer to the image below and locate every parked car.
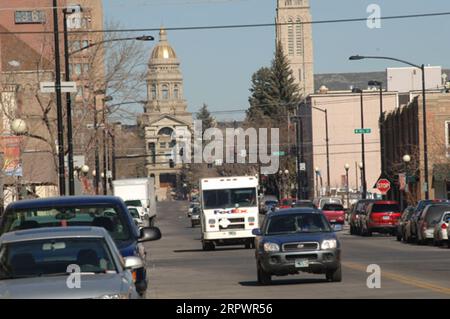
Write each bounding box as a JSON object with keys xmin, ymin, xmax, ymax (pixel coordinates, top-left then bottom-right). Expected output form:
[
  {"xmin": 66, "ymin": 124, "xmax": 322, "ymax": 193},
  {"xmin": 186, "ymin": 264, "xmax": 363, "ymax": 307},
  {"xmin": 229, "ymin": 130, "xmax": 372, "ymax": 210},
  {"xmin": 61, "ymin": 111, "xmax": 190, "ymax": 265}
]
[
  {"xmin": 321, "ymin": 203, "xmax": 345, "ymax": 225},
  {"xmin": 190, "ymin": 206, "xmax": 201, "ymax": 228},
  {"xmin": 314, "ymin": 197, "xmax": 343, "ymax": 210},
  {"xmin": 253, "ymin": 208, "xmax": 342, "ymax": 285},
  {"xmin": 416, "ymin": 204, "xmax": 450, "ymax": 245},
  {"xmin": 279, "ymin": 198, "xmax": 296, "ymax": 209},
  {"xmin": 433, "ymin": 210, "xmax": 450, "ymax": 246},
  {"xmin": 359, "ymin": 201, "xmax": 401, "ymax": 236},
  {"xmin": 396, "ymin": 206, "xmax": 415, "ymax": 242},
  {"xmin": 406, "ymin": 200, "xmax": 450, "ymax": 243},
  {"xmin": 349, "ymin": 199, "xmax": 376, "ymax": 235},
  {"xmin": 261, "ymin": 199, "xmax": 279, "ymax": 215},
  {"xmin": 128, "ymin": 207, "xmax": 144, "ymax": 229},
  {"xmin": 291, "ymin": 200, "xmax": 315, "ymax": 209},
  {"xmin": 0, "ymin": 226, "xmax": 142, "ymax": 299},
  {"xmin": 187, "ymin": 202, "xmax": 200, "ymax": 217},
  {"xmin": 0, "ymin": 196, "xmax": 162, "ymax": 296}
]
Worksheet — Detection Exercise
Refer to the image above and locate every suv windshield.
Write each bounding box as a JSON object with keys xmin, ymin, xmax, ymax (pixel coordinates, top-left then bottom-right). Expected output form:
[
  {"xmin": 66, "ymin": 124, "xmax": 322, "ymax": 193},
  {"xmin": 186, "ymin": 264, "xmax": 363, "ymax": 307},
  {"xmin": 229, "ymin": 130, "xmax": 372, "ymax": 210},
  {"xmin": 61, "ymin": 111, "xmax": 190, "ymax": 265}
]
[
  {"xmin": 0, "ymin": 238, "xmax": 117, "ymax": 280},
  {"xmin": 425, "ymin": 205, "xmax": 450, "ymax": 225},
  {"xmin": 0, "ymin": 206, "xmax": 131, "ymax": 241},
  {"xmin": 371, "ymin": 204, "xmax": 400, "ymax": 213},
  {"xmin": 203, "ymin": 188, "xmax": 256, "ymax": 209},
  {"xmin": 124, "ymin": 200, "xmax": 142, "ymax": 207},
  {"xmin": 265, "ymin": 213, "xmax": 332, "ymax": 235},
  {"xmin": 322, "ymin": 204, "xmax": 344, "ymax": 211},
  {"xmin": 128, "ymin": 208, "xmax": 140, "ymax": 219}
]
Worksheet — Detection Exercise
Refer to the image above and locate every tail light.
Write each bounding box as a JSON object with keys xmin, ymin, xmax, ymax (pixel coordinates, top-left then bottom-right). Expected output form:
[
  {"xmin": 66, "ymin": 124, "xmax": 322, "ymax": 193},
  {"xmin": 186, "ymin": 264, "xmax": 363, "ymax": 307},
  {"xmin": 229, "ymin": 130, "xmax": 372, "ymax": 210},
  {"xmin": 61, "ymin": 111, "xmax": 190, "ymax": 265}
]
[
  {"xmin": 132, "ymin": 271, "xmax": 137, "ymax": 282},
  {"xmin": 442, "ymin": 223, "xmax": 448, "ymax": 230}
]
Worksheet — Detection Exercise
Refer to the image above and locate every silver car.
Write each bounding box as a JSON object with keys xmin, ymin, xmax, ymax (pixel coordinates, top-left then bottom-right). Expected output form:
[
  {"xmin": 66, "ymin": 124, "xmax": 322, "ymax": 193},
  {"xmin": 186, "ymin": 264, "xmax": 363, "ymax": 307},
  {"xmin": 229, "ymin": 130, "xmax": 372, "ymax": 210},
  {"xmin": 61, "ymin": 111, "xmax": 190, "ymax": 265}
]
[
  {"xmin": 417, "ymin": 204, "xmax": 450, "ymax": 245},
  {"xmin": 0, "ymin": 226, "xmax": 143, "ymax": 299},
  {"xmin": 433, "ymin": 210, "xmax": 450, "ymax": 246}
]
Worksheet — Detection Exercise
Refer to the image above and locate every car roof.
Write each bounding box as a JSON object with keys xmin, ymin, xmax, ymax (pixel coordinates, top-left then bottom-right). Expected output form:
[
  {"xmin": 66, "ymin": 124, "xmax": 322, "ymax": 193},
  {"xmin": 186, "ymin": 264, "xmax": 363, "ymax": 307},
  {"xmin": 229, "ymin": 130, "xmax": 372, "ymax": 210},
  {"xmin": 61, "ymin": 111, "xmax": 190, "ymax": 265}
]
[
  {"xmin": 0, "ymin": 226, "xmax": 108, "ymax": 244},
  {"xmin": 267, "ymin": 207, "xmax": 321, "ymax": 217},
  {"xmin": 5, "ymin": 196, "xmax": 124, "ymax": 211},
  {"xmin": 372, "ymin": 200, "xmax": 399, "ymax": 204}
]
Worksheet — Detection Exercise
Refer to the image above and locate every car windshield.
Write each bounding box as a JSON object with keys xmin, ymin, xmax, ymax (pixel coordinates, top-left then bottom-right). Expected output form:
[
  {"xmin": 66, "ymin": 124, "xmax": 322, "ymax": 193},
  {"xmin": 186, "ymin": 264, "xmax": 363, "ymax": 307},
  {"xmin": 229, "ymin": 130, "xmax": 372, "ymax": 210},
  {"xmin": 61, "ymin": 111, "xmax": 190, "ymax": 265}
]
[
  {"xmin": 443, "ymin": 214, "xmax": 450, "ymax": 223},
  {"xmin": 124, "ymin": 200, "xmax": 142, "ymax": 207},
  {"xmin": 0, "ymin": 206, "xmax": 131, "ymax": 242},
  {"xmin": 371, "ymin": 204, "xmax": 400, "ymax": 213},
  {"xmin": 0, "ymin": 238, "xmax": 117, "ymax": 280},
  {"xmin": 292, "ymin": 201, "xmax": 314, "ymax": 208},
  {"xmin": 425, "ymin": 206, "xmax": 450, "ymax": 225},
  {"xmin": 265, "ymin": 213, "xmax": 332, "ymax": 235},
  {"xmin": 203, "ymin": 188, "xmax": 256, "ymax": 209},
  {"xmin": 128, "ymin": 208, "xmax": 140, "ymax": 219},
  {"xmin": 322, "ymin": 204, "xmax": 344, "ymax": 211}
]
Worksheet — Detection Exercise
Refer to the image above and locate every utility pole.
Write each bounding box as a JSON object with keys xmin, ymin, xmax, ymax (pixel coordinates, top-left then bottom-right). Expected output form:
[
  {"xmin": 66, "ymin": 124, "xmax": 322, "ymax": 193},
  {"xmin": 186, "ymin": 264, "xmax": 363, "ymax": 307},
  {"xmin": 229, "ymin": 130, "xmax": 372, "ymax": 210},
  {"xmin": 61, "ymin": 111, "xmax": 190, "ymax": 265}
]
[
  {"xmin": 295, "ymin": 104, "xmax": 302, "ymax": 199},
  {"xmin": 102, "ymin": 108, "xmax": 107, "ymax": 195},
  {"xmin": 52, "ymin": 0, "xmax": 66, "ymax": 196},
  {"xmin": 94, "ymin": 97, "xmax": 100, "ymax": 195}
]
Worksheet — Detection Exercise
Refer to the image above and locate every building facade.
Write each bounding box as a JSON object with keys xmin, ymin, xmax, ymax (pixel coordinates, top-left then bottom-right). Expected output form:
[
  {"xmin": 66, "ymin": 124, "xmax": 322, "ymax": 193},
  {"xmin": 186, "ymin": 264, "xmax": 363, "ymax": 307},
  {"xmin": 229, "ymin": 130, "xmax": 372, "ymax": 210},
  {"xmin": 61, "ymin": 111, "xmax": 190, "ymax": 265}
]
[
  {"xmin": 382, "ymin": 92, "xmax": 450, "ymax": 202},
  {"xmin": 276, "ymin": 0, "xmax": 314, "ymax": 96},
  {"xmin": 142, "ymin": 29, "xmax": 192, "ymax": 201},
  {"xmin": 307, "ymin": 88, "xmax": 399, "ymax": 197}
]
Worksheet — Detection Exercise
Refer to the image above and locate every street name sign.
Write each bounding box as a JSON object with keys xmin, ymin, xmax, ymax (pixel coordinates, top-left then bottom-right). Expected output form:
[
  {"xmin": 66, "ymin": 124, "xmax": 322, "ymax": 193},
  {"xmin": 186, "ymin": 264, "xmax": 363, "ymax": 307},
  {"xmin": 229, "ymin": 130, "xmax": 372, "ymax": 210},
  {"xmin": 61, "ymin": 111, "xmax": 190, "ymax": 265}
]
[
  {"xmin": 354, "ymin": 128, "xmax": 371, "ymax": 134},
  {"xmin": 273, "ymin": 151, "xmax": 285, "ymax": 156},
  {"xmin": 40, "ymin": 81, "xmax": 77, "ymax": 93}
]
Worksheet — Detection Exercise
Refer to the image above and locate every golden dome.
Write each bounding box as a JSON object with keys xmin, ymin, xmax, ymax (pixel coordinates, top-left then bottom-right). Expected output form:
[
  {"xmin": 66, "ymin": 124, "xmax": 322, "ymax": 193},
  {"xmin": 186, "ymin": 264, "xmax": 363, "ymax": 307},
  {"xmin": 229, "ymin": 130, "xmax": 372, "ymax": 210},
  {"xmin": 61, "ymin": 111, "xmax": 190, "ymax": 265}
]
[{"xmin": 150, "ymin": 28, "xmax": 177, "ymax": 60}]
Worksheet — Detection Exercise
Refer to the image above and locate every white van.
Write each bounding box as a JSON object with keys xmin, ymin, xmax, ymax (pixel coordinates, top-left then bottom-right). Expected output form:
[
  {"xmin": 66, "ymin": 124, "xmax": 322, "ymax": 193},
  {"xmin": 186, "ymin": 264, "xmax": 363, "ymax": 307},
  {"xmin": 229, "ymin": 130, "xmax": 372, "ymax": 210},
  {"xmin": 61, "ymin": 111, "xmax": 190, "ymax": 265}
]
[{"xmin": 199, "ymin": 176, "xmax": 259, "ymax": 251}]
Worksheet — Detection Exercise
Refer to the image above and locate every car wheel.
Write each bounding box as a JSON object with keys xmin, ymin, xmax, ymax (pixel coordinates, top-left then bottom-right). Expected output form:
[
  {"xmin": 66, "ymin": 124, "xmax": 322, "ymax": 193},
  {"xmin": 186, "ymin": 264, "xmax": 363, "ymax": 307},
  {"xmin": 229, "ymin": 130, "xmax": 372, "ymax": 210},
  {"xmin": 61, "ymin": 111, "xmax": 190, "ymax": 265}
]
[
  {"xmin": 245, "ymin": 242, "xmax": 251, "ymax": 249},
  {"xmin": 447, "ymin": 240, "xmax": 450, "ymax": 249},
  {"xmin": 257, "ymin": 262, "xmax": 272, "ymax": 285},
  {"xmin": 350, "ymin": 225, "xmax": 355, "ymax": 235},
  {"xmin": 326, "ymin": 265, "xmax": 342, "ymax": 282},
  {"xmin": 396, "ymin": 230, "xmax": 402, "ymax": 241},
  {"xmin": 202, "ymin": 240, "xmax": 215, "ymax": 251},
  {"xmin": 191, "ymin": 221, "xmax": 195, "ymax": 228}
]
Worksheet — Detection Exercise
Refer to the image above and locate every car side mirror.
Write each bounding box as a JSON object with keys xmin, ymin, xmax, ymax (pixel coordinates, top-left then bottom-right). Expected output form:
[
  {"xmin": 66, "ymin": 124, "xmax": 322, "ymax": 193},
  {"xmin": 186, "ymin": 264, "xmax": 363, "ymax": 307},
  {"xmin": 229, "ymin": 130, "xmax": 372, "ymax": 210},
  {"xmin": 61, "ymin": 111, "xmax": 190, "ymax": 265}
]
[
  {"xmin": 139, "ymin": 227, "xmax": 162, "ymax": 242},
  {"xmin": 252, "ymin": 228, "xmax": 262, "ymax": 236},
  {"xmin": 124, "ymin": 256, "xmax": 144, "ymax": 270}
]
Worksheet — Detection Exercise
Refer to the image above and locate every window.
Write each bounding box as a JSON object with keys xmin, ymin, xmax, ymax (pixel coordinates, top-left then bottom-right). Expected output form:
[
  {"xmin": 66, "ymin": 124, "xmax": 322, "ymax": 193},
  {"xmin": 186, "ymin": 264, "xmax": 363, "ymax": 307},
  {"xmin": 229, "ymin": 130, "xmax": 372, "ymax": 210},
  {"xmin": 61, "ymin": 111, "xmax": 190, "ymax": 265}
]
[
  {"xmin": 203, "ymin": 188, "xmax": 257, "ymax": 209},
  {"xmin": 83, "ymin": 63, "xmax": 90, "ymax": 74},
  {"xmin": 287, "ymin": 19, "xmax": 294, "ymax": 56},
  {"xmin": 158, "ymin": 127, "xmax": 174, "ymax": 136},
  {"xmin": 151, "ymin": 84, "xmax": 157, "ymax": 100},
  {"xmin": 81, "ymin": 40, "xmax": 89, "ymax": 50},
  {"xmin": 162, "ymin": 85, "xmax": 169, "ymax": 100},
  {"xmin": 15, "ymin": 11, "xmax": 45, "ymax": 24},
  {"xmin": 148, "ymin": 143, "xmax": 156, "ymax": 164},
  {"xmin": 296, "ymin": 18, "xmax": 303, "ymax": 55},
  {"xmin": 160, "ymin": 142, "xmax": 167, "ymax": 149},
  {"xmin": 74, "ymin": 64, "xmax": 82, "ymax": 76},
  {"xmin": 174, "ymin": 85, "xmax": 179, "ymax": 99}
]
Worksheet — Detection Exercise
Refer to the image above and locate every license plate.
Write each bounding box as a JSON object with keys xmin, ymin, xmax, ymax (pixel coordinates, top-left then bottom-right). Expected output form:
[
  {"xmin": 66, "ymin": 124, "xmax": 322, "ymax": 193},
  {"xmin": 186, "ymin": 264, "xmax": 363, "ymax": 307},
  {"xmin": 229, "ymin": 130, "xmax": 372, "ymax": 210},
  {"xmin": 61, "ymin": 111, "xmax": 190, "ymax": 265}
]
[
  {"xmin": 295, "ymin": 259, "xmax": 309, "ymax": 268},
  {"xmin": 228, "ymin": 231, "xmax": 236, "ymax": 236},
  {"xmin": 382, "ymin": 216, "xmax": 390, "ymax": 220}
]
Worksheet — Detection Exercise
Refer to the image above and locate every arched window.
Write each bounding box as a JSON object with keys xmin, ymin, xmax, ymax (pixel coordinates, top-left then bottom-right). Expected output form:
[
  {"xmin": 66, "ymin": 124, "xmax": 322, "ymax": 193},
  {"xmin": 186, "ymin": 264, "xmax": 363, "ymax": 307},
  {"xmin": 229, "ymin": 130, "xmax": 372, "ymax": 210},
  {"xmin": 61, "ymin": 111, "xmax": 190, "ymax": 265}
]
[
  {"xmin": 162, "ymin": 84, "xmax": 169, "ymax": 100},
  {"xmin": 151, "ymin": 84, "xmax": 157, "ymax": 100},
  {"xmin": 287, "ymin": 18, "xmax": 294, "ymax": 56},
  {"xmin": 158, "ymin": 127, "xmax": 174, "ymax": 137},
  {"xmin": 174, "ymin": 84, "xmax": 179, "ymax": 100},
  {"xmin": 296, "ymin": 18, "xmax": 303, "ymax": 55}
]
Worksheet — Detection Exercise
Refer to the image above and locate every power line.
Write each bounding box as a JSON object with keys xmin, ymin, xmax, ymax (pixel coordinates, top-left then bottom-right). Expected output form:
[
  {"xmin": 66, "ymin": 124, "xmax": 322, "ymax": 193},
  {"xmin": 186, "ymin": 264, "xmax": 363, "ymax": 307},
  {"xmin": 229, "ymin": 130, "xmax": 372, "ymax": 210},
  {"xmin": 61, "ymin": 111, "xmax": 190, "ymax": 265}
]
[{"xmin": 1, "ymin": 11, "xmax": 450, "ymax": 35}]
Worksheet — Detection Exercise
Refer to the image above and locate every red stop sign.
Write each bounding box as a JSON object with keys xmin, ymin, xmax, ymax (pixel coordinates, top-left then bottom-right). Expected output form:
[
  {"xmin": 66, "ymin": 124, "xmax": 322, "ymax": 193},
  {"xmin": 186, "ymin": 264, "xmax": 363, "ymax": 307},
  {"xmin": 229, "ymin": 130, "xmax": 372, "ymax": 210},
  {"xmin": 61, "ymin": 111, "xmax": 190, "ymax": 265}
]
[{"xmin": 376, "ymin": 179, "xmax": 391, "ymax": 194}]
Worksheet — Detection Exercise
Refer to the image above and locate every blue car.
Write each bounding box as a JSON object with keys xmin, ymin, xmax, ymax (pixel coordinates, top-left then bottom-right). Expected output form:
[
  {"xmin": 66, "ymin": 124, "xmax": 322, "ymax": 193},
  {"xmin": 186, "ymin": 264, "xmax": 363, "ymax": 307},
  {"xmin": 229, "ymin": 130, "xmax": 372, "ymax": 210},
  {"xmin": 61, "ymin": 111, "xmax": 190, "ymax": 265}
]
[
  {"xmin": 252, "ymin": 208, "xmax": 342, "ymax": 285},
  {"xmin": 0, "ymin": 196, "xmax": 161, "ymax": 296}
]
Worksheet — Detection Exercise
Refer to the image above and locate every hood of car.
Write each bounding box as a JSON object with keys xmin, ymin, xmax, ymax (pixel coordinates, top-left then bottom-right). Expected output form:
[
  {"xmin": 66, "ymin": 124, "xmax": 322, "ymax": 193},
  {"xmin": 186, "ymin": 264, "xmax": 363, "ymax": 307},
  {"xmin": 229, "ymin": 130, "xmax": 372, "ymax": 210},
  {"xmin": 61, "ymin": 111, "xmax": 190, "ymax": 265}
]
[
  {"xmin": 261, "ymin": 232, "xmax": 338, "ymax": 245},
  {"xmin": 0, "ymin": 273, "xmax": 129, "ymax": 299}
]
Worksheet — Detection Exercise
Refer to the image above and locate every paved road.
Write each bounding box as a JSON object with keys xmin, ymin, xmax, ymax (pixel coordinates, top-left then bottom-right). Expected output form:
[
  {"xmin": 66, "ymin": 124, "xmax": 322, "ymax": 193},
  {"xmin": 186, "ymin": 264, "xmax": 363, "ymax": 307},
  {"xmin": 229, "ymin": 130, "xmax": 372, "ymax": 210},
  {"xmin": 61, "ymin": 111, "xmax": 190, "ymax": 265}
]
[{"xmin": 143, "ymin": 201, "xmax": 450, "ymax": 299}]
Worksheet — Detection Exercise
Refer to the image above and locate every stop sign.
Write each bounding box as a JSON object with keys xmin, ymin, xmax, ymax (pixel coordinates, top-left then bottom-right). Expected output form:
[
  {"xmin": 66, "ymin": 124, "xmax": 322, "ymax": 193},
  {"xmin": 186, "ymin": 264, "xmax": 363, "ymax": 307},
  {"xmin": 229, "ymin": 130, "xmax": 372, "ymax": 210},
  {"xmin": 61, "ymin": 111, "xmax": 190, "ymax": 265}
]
[{"xmin": 376, "ymin": 179, "xmax": 391, "ymax": 194}]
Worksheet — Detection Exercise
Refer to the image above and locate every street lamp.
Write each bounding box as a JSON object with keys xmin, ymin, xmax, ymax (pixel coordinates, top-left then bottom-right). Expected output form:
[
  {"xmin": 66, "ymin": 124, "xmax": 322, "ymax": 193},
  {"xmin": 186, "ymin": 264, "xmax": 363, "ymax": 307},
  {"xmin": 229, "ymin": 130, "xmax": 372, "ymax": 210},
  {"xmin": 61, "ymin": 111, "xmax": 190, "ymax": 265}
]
[
  {"xmin": 400, "ymin": 154, "xmax": 412, "ymax": 211},
  {"xmin": 353, "ymin": 88, "xmax": 367, "ymax": 199},
  {"xmin": 102, "ymin": 96, "xmax": 113, "ymax": 195},
  {"xmin": 81, "ymin": 165, "xmax": 89, "ymax": 174},
  {"xmin": 358, "ymin": 161, "xmax": 365, "ymax": 198},
  {"xmin": 350, "ymin": 54, "xmax": 429, "ymax": 200},
  {"xmin": 312, "ymin": 106, "xmax": 330, "ymax": 195},
  {"xmin": 344, "ymin": 163, "xmax": 350, "ymax": 210},
  {"xmin": 10, "ymin": 119, "xmax": 27, "ymax": 135}
]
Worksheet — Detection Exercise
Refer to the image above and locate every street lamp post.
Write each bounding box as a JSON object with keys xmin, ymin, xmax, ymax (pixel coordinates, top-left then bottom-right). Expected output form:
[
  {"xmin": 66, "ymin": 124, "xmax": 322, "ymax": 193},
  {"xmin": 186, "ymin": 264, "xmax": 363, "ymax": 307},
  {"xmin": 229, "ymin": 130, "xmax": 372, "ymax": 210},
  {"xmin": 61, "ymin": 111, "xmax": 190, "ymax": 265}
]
[
  {"xmin": 401, "ymin": 154, "xmax": 411, "ymax": 211},
  {"xmin": 359, "ymin": 162, "xmax": 364, "ymax": 198},
  {"xmin": 350, "ymin": 55, "xmax": 429, "ymax": 200},
  {"xmin": 312, "ymin": 106, "xmax": 330, "ymax": 195},
  {"xmin": 352, "ymin": 88, "xmax": 367, "ymax": 199},
  {"xmin": 314, "ymin": 167, "xmax": 320, "ymax": 198},
  {"xmin": 344, "ymin": 163, "xmax": 350, "ymax": 210}
]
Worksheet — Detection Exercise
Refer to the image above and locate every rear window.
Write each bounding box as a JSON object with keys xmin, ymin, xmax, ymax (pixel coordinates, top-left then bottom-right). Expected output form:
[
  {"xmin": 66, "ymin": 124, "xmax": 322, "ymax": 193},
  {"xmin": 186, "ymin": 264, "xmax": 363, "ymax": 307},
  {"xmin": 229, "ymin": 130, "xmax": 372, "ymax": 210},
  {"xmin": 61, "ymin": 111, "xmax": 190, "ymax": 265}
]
[
  {"xmin": 425, "ymin": 206, "xmax": 450, "ymax": 224},
  {"xmin": 371, "ymin": 204, "xmax": 400, "ymax": 213},
  {"xmin": 125, "ymin": 200, "xmax": 142, "ymax": 207},
  {"xmin": 322, "ymin": 204, "xmax": 344, "ymax": 211},
  {"xmin": 265, "ymin": 201, "xmax": 278, "ymax": 206}
]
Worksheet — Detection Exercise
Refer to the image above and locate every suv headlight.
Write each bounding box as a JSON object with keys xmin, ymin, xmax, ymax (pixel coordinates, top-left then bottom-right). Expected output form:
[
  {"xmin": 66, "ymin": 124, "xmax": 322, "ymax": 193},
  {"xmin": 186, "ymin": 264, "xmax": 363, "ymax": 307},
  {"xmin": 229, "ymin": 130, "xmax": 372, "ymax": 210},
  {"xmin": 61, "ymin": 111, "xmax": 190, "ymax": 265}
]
[
  {"xmin": 321, "ymin": 239, "xmax": 337, "ymax": 250},
  {"xmin": 263, "ymin": 242, "xmax": 280, "ymax": 252}
]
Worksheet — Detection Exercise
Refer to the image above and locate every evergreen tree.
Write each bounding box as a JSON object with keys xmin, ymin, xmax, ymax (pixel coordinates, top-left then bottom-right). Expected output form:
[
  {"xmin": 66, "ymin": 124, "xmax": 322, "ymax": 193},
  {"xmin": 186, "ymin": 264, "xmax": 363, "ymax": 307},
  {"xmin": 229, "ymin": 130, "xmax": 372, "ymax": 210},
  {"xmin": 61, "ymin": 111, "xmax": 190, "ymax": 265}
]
[
  {"xmin": 248, "ymin": 67, "xmax": 273, "ymax": 118},
  {"xmin": 196, "ymin": 103, "xmax": 215, "ymax": 134}
]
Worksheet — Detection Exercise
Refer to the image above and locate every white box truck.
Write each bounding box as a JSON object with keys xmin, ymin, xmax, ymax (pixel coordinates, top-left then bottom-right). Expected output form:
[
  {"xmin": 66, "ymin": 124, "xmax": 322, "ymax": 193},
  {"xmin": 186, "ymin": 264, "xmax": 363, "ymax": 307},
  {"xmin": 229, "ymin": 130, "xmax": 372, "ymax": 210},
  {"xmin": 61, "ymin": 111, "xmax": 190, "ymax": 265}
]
[
  {"xmin": 199, "ymin": 176, "xmax": 259, "ymax": 251},
  {"xmin": 113, "ymin": 177, "xmax": 157, "ymax": 226}
]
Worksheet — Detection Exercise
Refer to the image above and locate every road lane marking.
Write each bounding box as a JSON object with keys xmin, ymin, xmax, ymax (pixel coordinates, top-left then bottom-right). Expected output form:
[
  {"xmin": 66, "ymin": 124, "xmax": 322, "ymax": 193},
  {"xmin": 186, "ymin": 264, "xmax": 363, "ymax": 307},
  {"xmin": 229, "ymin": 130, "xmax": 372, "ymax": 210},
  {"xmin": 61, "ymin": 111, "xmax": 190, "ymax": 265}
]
[{"xmin": 343, "ymin": 261, "xmax": 450, "ymax": 296}]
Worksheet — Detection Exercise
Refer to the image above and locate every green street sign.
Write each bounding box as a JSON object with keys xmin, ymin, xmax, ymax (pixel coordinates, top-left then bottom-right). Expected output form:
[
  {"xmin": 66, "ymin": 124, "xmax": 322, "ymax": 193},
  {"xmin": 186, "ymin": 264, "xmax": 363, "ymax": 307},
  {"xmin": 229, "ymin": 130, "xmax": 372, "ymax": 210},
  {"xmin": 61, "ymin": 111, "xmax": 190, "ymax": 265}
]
[
  {"xmin": 354, "ymin": 128, "xmax": 371, "ymax": 134},
  {"xmin": 272, "ymin": 151, "xmax": 286, "ymax": 156}
]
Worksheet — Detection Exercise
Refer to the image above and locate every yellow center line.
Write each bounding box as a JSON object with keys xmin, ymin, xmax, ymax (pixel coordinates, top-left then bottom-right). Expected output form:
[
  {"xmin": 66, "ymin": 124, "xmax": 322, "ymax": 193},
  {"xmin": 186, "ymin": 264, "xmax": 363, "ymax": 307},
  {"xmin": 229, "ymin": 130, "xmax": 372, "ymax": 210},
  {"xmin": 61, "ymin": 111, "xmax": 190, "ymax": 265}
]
[{"xmin": 343, "ymin": 261, "xmax": 450, "ymax": 296}]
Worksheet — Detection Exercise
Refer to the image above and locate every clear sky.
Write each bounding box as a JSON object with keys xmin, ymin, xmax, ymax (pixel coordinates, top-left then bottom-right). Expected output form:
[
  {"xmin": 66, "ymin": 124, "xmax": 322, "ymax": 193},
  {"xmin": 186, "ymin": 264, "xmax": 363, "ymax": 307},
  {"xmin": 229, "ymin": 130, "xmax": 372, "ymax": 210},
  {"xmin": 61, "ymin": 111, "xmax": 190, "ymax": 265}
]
[{"xmin": 104, "ymin": 0, "xmax": 450, "ymax": 121}]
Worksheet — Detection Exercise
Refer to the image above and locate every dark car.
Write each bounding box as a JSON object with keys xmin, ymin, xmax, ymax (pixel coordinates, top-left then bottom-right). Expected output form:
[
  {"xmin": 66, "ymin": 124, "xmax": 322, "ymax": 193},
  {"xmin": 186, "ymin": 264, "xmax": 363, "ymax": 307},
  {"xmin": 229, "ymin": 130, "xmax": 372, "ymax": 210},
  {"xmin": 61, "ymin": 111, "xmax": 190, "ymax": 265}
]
[
  {"xmin": 0, "ymin": 196, "xmax": 162, "ymax": 296},
  {"xmin": 190, "ymin": 206, "xmax": 201, "ymax": 228},
  {"xmin": 262, "ymin": 200, "xmax": 279, "ymax": 214},
  {"xmin": 396, "ymin": 206, "xmax": 415, "ymax": 241},
  {"xmin": 253, "ymin": 208, "xmax": 342, "ymax": 285},
  {"xmin": 349, "ymin": 199, "xmax": 376, "ymax": 235},
  {"xmin": 359, "ymin": 200, "xmax": 401, "ymax": 236}
]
